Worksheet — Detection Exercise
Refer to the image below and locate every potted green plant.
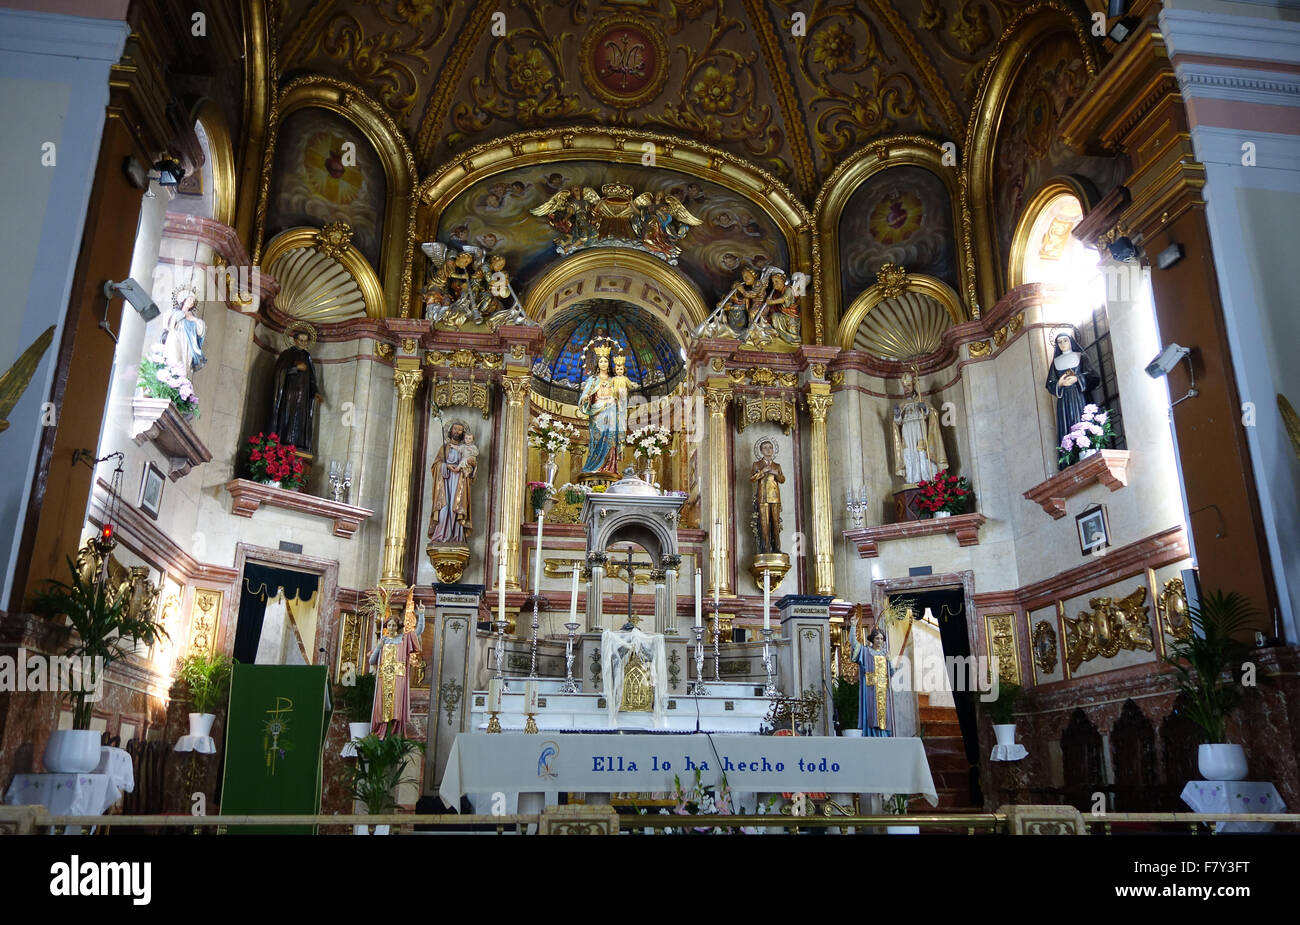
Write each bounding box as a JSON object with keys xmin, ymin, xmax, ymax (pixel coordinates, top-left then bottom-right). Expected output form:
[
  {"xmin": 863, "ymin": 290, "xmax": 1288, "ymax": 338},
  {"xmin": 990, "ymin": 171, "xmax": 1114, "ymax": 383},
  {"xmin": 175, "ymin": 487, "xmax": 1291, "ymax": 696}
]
[
  {"xmin": 348, "ymin": 733, "xmax": 424, "ymax": 834},
  {"xmin": 832, "ymin": 675, "xmax": 861, "ymax": 736},
  {"xmin": 31, "ymin": 556, "xmax": 170, "ymax": 772},
  {"xmin": 337, "ymin": 672, "xmax": 376, "ymax": 757},
  {"xmin": 174, "ymin": 651, "xmax": 234, "ymax": 754},
  {"xmin": 984, "ymin": 681, "xmax": 1023, "ymax": 747},
  {"xmin": 884, "ymin": 793, "xmax": 918, "ymax": 834},
  {"xmin": 1163, "ymin": 591, "xmax": 1261, "ymax": 780}
]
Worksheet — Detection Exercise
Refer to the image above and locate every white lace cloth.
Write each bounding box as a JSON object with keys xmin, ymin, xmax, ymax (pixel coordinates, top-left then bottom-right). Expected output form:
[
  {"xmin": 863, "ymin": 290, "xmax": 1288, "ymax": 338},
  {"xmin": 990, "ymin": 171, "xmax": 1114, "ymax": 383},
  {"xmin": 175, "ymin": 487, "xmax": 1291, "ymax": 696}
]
[
  {"xmin": 990, "ymin": 743, "xmax": 1028, "ymax": 762},
  {"xmin": 599, "ymin": 627, "xmax": 668, "ymax": 728}
]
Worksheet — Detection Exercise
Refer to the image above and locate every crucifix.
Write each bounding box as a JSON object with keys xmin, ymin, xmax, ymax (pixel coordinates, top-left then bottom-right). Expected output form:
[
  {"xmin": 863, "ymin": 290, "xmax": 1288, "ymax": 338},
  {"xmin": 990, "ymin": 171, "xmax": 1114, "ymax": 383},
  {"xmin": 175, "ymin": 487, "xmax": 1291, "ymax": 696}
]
[{"xmin": 622, "ymin": 544, "xmax": 637, "ymax": 630}]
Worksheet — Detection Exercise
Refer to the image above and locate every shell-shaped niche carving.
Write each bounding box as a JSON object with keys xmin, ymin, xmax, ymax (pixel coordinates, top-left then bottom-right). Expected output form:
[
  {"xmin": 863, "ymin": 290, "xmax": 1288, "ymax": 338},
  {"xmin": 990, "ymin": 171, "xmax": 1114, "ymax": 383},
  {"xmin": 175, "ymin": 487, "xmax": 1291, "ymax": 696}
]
[
  {"xmin": 267, "ymin": 246, "xmax": 367, "ymax": 323},
  {"xmin": 853, "ymin": 290, "xmax": 951, "ymax": 360}
]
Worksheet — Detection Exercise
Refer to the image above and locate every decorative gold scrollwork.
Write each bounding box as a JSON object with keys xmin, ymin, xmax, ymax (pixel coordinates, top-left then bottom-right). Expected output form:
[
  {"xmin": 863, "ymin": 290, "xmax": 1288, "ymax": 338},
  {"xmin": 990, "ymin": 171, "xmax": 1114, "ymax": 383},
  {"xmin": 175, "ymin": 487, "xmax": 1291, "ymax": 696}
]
[
  {"xmin": 1158, "ymin": 577, "xmax": 1191, "ymax": 640},
  {"xmin": 736, "ymin": 395, "xmax": 795, "ymax": 435},
  {"xmin": 1032, "ymin": 620, "xmax": 1058, "ymax": 675},
  {"xmin": 1063, "ymin": 587, "xmax": 1154, "ymax": 673}
]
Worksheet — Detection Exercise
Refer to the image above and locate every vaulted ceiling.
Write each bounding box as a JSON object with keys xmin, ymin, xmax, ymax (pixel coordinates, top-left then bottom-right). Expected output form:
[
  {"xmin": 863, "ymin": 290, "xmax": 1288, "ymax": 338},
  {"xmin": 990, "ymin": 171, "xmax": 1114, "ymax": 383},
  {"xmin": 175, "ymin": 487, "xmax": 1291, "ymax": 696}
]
[{"xmin": 271, "ymin": 0, "xmax": 1102, "ymax": 202}]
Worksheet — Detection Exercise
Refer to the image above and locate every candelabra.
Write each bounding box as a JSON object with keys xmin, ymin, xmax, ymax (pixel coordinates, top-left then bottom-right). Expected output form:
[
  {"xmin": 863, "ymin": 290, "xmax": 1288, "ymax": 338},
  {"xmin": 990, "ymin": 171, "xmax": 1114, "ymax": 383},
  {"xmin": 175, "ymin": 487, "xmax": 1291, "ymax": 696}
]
[
  {"xmin": 561, "ymin": 621, "xmax": 580, "ymax": 693},
  {"xmin": 691, "ymin": 625, "xmax": 709, "ymax": 696},
  {"xmin": 494, "ymin": 618, "xmax": 509, "ymax": 691},
  {"xmin": 712, "ymin": 597, "xmax": 722, "ymax": 682},
  {"xmin": 846, "ymin": 485, "xmax": 868, "ymax": 529},
  {"xmin": 761, "ymin": 627, "xmax": 779, "ymax": 698},
  {"xmin": 524, "ymin": 711, "xmax": 539, "ymax": 734},
  {"xmin": 329, "ymin": 459, "xmax": 354, "ymax": 504},
  {"xmin": 486, "ymin": 710, "xmax": 502, "ymax": 734}
]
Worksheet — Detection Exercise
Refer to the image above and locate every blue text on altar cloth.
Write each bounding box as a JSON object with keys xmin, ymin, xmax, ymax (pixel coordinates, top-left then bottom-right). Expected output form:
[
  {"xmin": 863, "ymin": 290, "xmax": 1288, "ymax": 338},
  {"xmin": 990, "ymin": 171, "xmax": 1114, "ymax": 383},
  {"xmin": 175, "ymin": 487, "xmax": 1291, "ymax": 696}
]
[{"xmin": 591, "ymin": 755, "xmax": 841, "ymax": 773}]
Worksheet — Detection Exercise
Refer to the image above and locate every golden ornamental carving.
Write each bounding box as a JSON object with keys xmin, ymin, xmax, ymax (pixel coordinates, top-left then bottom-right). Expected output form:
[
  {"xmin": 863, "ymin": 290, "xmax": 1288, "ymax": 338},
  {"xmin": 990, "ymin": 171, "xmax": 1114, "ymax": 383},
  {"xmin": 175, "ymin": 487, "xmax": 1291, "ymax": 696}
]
[
  {"xmin": 420, "ymin": 241, "xmax": 529, "ymax": 329},
  {"xmin": 432, "ymin": 377, "xmax": 491, "ymax": 419},
  {"xmin": 374, "ymin": 342, "xmax": 394, "ymax": 360},
  {"xmin": 709, "ymin": 357, "xmax": 726, "ymax": 372},
  {"xmin": 1157, "ymin": 577, "xmax": 1191, "ymax": 641},
  {"xmin": 804, "ymin": 392, "xmax": 833, "ymax": 422},
  {"xmin": 400, "ymin": 337, "xmax": 418, "ymax": 355},
  {"xmin": 697, "ymin": 264, "xmax": 806, "ymax": 348},
  {"xmin": 877, "ymin": 262, "xmax": 908, "ymax": 300},
  {"xmin": 336, "ymin": 610, "xmax": 363, "ymax": 684},
  {"xmin": 1064, "ymin": 587, "xmax": 1155, "ymax": 673},
  {"xmin": 1032, "ymin": 620, "xmax": 1058, "ymax": 675},
  {"xmin": 984, "ymin": 613, "xmax": 1021, "ymax": 687},
  {"xmin": 314, "ymin": 221, "xmax": 354, "ymax": 260},
  {"xmin": 529, "ymin": 182, "xmax": 703, "ymax": 264},
  {"xmin": 829, "ymin": 371, "xmax": 845, "ymax": 386},
  {"xmin": 704, "ymin": 387, "xmax": 733, "ymax": 414},
  {"xmin": 189, "ymin": 589, "xmax": 222, "ymax": 656},
  {"xmin": 736, "ymin": 395, "xmax": 796, "ymax": 435},
  {"xmin": 502, "ymin": 375, "xmax": 532, "ymax": 405},
  {"xmin": 425, "ymin": 348, "xmax": 503, "ymax": 371},
  {"xmin": 810, "ymin": 363, "xmax": 828, "ymax": 380},
  {"xmin": 510, "ymin": 344, "xmax": 527, "ymax": 360},
  {"xmin": 727, "ymin": 367, "xmax": 799, "ymax": 389},
  {"xmin": 393, "ymin": 368, "xmax": 422, "ymax": 401},
  {"xmin": 968, "ymin": 340, "xmax": 992, "ymax": 358},
  {"xmin": 578, "ymin": 15, "xmax": 671, "ymax": 111}
]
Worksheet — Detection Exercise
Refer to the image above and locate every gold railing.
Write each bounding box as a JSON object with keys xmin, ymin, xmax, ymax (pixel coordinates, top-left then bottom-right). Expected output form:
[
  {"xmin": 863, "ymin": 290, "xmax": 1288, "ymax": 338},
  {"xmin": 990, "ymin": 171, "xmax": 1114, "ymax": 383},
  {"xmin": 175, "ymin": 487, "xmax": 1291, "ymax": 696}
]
[{"xmin": 4, "ymin": 808, "xmax": 1298, "ymax": 834}]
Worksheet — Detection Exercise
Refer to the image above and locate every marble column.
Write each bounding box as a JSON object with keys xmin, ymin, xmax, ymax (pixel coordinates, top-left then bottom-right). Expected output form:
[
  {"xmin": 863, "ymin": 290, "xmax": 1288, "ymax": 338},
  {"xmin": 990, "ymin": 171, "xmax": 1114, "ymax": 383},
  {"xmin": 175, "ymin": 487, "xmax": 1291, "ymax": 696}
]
[
  {"xmin": 380, "ymin": 362, "xmax": 422, "ymax": 588},
  {"xmin": 704, "ymin": 380, "xmax": 734, "ymax": 597},
  {"xmin": 777, "ymin": 594, "xmax": 834, "ymax": 736},
  {"xmin": 586, "ymin": 552, "xmax": 607, "ymax": 631},
  {"xmin": 497, "ymin": 373, "xmax": 531, "ymax": 591},
  {"xmin": 661, "ymin": 554, "xmax": 681, "ymax": 636},
  {"xmin": 804, "ymin": 383, "xmax": 835, "ymax": 596},
  {"xmin": 650, "ymin": 568, "xmax": 667, "ymax": 635},
  {"xmin": 423, "ymin": 584, "xmax": 483, "ymax": 795}
]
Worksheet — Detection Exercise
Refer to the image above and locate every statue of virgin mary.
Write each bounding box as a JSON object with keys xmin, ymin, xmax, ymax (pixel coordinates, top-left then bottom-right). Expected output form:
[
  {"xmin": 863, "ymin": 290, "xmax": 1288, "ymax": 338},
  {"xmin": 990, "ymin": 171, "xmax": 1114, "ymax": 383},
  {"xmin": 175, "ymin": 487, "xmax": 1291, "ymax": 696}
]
[
  {"xmin": 1045, "ymin": 331, "xmax": 1099, "ymax": 470},
  {"xmin": 577, "ymin": 341, "xmax": 630, "ymax": 474}
]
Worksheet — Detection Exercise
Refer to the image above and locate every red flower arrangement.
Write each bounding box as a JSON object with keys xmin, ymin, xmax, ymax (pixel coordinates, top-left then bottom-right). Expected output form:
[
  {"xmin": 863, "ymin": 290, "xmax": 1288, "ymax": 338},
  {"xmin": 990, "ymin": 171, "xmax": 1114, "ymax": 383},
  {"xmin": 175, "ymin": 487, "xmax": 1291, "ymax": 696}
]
[
  {"xmin": 914, "ymin": 468, "xmax": 972, "ymax": 517},
  {"xmin": 246, "ymin": 432, "xmax": 305, "ymax": 490}
]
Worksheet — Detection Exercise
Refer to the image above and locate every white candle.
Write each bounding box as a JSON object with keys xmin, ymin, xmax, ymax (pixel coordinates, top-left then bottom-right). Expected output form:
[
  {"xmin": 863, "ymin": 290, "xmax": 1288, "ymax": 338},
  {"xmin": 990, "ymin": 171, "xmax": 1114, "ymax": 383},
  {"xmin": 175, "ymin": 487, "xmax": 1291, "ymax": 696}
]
[
  {"xmin": 713, "ymin": 519, "xmax": 722, "ymax": 604},
  {"xmin": 488, "ymin": 678, "xmax": 501, "ymax": 713},
  {"xmin": 694, "ymin": 566, "xmax": 702, "ymax": 627},
  {"xmin": 569, "ymin": 563, "xmax": 579, "ymax": 622},
  {"xmin": 498, "ymin": 553, "xmax": 506, "ymax": 624},
  {"xmin": 533, "ymin": 512, "xmax": 545, "ymax": 593},
  {"xmin": 525, "ymin": 680, "xmax": 538, "ymax": 713},
  {"xmin": 763, "ymin": 569, "xmax": 771, "ymax": 631}
]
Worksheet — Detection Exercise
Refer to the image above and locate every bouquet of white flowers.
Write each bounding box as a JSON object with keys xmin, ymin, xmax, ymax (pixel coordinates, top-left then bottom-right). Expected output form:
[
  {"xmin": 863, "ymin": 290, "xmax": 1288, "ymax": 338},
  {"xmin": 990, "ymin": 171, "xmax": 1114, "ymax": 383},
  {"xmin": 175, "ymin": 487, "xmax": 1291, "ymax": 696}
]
[
  {"xmin": 138, "ymin": 343, "xmax": 199, "ymax": 417},
  {"xmin": 528, "ymin": 412, "xmax": 579, "ymax": 455},
  {"xmin": 628, "ymin": 423, "xmax": 672, "ymax": 460}
]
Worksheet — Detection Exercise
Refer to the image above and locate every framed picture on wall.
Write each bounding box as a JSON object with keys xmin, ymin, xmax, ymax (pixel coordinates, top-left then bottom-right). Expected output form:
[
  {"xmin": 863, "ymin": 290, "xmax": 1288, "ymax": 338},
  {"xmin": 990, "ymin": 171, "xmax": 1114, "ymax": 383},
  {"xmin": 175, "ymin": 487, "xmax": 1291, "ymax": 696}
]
[
  {"xmin": 1075, "ymin": 504, "xmax": 1110, "ymax": 555},
  {"xmin": 139, "ymin": 461, "xmax": 165, "ymax": 520}
]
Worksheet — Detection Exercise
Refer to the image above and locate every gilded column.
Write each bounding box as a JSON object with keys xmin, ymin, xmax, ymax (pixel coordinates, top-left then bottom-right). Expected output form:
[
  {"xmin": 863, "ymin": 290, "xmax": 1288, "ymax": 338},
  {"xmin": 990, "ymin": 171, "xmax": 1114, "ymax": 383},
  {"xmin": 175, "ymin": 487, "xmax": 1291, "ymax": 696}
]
[
  {"xmin": 498, "ymin": 373, "xmax": 531, "ymax": 591},
  {"xmin": 805, "ymin": 384, "xmax": 835, "ymax": 596},
  {"xmin": 380, "ymin": 363, "xmax": 423, "ymax": 588},
  {"xmin": 705, "ymin": 381, "xmax": 734, "ymax": 597}
]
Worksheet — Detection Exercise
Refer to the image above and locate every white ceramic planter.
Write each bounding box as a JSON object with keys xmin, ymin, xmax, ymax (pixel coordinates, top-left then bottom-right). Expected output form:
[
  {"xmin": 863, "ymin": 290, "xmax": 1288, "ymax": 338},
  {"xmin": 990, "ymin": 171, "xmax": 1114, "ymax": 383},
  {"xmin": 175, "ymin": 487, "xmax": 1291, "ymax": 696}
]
[
  {"xmin": 934, "ymin": 510, "xmax": 952, "ymax": 519},
  {"xmin": 841, "ymin": 728, "xmax": 863, "ymax": 737},
  {"xmin": 189, "ymin": 712, "xmax": 216, "ymax": 738},
  {"xmin": 886, "ymin": 825, "xmax": 920, "ymax": 834},
  {"xmin": 993, "ymin": 724, "xmax": 1017, "ymax": 747},
  {"xmin": 341, "ymin": 722, "xmax": 372, "ymax": 758},
  {"xmin": 352, "ymin": 823, "xmax": 392, "ymax": 835},
  {"xmin": 1199, "ymin": 743, "xmax": 1248, "ymax": 781},
  {"xmin": 174, "ymin": 712, "xmax": 218, "ymax": 754},
  {"xmin": 1078, "ymin": 448, "xmax": 1098, "ymax": 460},
  {"xmin": 44, "ymin": 729, "xmax": 102, "ymax": 773}
]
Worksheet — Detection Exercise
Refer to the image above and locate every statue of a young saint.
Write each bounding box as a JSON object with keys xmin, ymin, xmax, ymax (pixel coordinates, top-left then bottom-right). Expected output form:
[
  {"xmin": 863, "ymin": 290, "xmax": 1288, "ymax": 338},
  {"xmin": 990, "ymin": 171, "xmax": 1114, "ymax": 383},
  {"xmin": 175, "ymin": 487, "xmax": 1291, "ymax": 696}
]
[
  {"xmin": 160, "ymin": 289, "xmax": 206, "ymax": 376},
  {"xmin": 848, "ymin": 617, "xmax": 895, "ymax": 736},
  {"xmin": 1045, "ymin": 331, "xmax": 1099, "ymax": 470},
  {"xmin": 368, "ymin": 589, "xmax": 426, "ymax": 739},
  {"xmin": 891, "ymin": 370, "xmax": 946, "ymax": 485},
  {"xmin": 578, "ymin": 343, "xmax": 629, "ymax": 474},
  {"xmin": 750, "ymin": 438, "xmax": 786, "ymax": 553},
  {"xmin": 270, "ymin": 324, "xmax": 321, "ymax": 452},
  {"xmin": 429, "ymin": 421, "xmax": 478, "ymax": 545}
]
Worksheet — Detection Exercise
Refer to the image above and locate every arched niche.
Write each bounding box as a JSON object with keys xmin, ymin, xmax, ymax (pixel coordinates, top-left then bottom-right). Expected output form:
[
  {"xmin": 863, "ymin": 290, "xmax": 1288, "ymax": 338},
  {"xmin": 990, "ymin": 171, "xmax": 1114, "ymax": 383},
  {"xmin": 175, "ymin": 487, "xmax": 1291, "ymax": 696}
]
[
  {"xmin": 837, "ymin": 272, "xmax": 963, "ymax": 360},
  {"xmin": 815, "ymin": 137, "xmax": 977, "ymax": 333},
  {"xmin": 262, "ymin": 227, "xmax": 385, "ymax": 321},
  {"xmin": 965, "ymin": 5, "xmax": 1099, "ymax": 311},
  {"xmin": 1007, "ymin": 177, "xmax": 1098, "ymax": 290},
  {"xmin": 256, "ymin": 76, "xmax": 417, "ymax": 317},
  {"xmin": 417, "ymin": 127, "xmax": 817, "ymax": 338},
  {"xmin": 587, "ymin": 504, "xmax": 681, "ymax": 568},
  {"xmin": 195, "ymin": 99, "xmax": 237, "ymax": 227}
]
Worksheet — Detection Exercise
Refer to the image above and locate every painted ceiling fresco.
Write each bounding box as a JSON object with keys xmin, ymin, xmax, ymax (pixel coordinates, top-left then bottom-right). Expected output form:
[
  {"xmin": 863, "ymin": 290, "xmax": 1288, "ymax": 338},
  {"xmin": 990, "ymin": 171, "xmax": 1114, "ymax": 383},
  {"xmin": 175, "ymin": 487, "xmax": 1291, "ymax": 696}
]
[
  {"xmin": 434, "ymin": 160, "xmax": 790, "ymax": 305},
  {"xmin": 532, "ymin": 298, "xmax": 686, "ymax": 401},
  {"xmin": 274, "ymin": 0, "xmax": 1105, "ymax": 201},
  {"xmin": 838, "ymin": 164, "xmax": 959, "ymax": 306}
]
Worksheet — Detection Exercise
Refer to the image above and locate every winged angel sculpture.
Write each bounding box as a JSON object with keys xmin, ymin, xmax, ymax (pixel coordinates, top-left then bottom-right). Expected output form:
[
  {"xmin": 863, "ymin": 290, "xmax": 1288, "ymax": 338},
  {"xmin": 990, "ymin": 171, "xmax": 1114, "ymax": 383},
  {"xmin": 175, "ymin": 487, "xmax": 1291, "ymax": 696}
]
[
  {"xmin": 529, "ymin": 183, "xmax": 702, "ymax": 263},
  {"xmin": 420, "ymin": 241, "xmax": 531, "ymax": 330}
]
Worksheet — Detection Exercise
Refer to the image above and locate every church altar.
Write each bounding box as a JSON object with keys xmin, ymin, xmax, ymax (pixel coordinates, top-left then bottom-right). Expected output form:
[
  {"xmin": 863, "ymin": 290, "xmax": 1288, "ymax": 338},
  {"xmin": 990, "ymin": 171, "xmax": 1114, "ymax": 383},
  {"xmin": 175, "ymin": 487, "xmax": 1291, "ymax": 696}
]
[{"xmin": 440, "ymin": 732, "xmax": 939, "ymax": 809}]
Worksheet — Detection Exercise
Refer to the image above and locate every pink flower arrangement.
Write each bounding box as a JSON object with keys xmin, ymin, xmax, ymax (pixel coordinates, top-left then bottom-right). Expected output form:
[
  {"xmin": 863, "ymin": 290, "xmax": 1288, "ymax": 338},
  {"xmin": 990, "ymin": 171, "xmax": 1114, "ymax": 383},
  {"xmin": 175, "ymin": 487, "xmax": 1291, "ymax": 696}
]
[{"xmin": 1060, "ymin": 405, "xmax": 1117, "ymax": 466}]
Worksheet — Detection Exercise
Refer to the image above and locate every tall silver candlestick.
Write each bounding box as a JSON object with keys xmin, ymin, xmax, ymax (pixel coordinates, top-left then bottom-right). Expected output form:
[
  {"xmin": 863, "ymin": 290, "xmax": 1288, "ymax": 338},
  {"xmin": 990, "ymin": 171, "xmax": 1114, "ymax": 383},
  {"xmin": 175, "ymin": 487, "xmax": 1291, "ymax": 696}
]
[
  {"xmin": 561, "ymin": 621, "xmax": 580, "ymax": 693},
  {"xmin": 761, "ymin": 626, "xmax": 779, "ymax": 697},
  {"xmin": 494, "ymin": 618, "xmax": 509, "ymax": 691},
  {"xmin": 712, "ymin": 597, "xmax": 722, "ymax": 682},
  {"xmin": 528, "ymin": 594, "xmax": 542, "ymax": 679},
  {"xmin": 846, "ymin": 485, "xmax": 868, "ymax": 529},
  {"xmin": 692, "ymin": 624, "xmax": 709, "ymax": 696}
]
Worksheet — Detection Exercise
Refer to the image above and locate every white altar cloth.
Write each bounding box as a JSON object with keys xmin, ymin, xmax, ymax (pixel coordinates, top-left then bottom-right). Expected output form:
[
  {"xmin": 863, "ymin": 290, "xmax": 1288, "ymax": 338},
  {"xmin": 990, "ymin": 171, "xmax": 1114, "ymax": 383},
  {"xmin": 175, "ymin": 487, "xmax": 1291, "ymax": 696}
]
[{"xmin": 441, "ymin": 733, "xmax": 938, "ymax": 808}]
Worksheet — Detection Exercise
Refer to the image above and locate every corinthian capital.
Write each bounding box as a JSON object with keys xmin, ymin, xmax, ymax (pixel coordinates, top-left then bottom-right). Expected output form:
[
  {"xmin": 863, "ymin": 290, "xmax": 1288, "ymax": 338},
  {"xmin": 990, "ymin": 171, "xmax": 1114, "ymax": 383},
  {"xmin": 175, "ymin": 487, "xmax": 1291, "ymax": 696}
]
[
  {"xmin": 502, "ymin": 374, "xmax": 532, "ymax": 405},
  {"xmin": 804, "ymin": 392, "xmax": 833, "ymax": 422},
  {"xmin": 393, "ymin": 368, "xmax": 422, "ymax": 401},
  {"xmin": 705, "ymin": 387, "xmax": 733, "ymax": 415}
]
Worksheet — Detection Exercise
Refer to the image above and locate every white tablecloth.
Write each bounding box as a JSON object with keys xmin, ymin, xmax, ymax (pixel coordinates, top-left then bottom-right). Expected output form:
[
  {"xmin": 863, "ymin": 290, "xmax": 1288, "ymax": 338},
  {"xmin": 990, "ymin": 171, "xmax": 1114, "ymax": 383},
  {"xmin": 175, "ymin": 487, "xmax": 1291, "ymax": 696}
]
[
  {"xmin": 5, "ymin": 773, "xmax": 121, "ymax": 816},
  {"xmin": 441, "ymin": 733, "xmax": 938, "ymax": 808},
  {"xmin": 1180, "ymin": 780, "xmax": 1287, "ymax": 833}
]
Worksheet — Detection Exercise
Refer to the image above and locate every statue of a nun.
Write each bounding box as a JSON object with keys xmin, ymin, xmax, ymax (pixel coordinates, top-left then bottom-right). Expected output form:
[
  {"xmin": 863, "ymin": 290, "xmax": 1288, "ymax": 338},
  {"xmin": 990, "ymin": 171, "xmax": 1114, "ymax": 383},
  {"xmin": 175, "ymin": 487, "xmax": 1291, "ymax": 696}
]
[
  {"xmin": 1045, "ymin": 331, "xmax": 1099, "ymax": 470},
  {"xmin": 849, "ymin": 615, "xmax": 895, "ymax": 736}
]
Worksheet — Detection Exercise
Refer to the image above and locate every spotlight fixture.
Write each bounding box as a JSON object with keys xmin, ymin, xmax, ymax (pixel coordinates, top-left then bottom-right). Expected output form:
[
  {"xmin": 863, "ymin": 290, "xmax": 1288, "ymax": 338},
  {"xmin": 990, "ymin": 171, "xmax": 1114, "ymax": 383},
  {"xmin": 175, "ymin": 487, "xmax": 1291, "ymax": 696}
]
[
  {"xmin": 1155, "ymin": 243, "xmax": 1185, "ymax": 270},
  {"xmin": 1108, "ymin": 16, "xmax": 1139, "ymax": 43},
  {"xmin": 103, "ymin": 278, "xmax": 160, "ymax": 322},
  {"xmin": 152, "ymin": 156, "xmax": 186, "ymax": 186},
  {"xmin": 1108, "ymin": 236, "xmax": 1138, "ymax": 262}
]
